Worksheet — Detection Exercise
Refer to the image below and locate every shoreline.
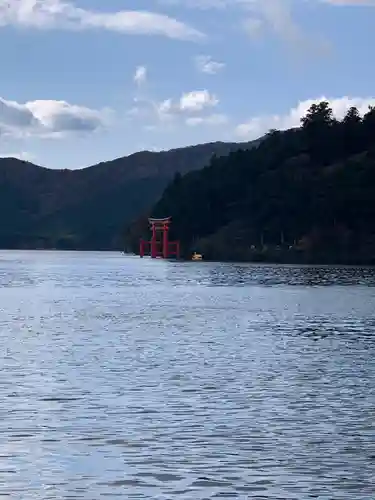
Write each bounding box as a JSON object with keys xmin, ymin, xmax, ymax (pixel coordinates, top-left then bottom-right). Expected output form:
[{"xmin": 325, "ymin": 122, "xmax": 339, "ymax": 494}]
[{"xmin": 1, "ymin": 247, "xmax": 375, "ymax": 267}]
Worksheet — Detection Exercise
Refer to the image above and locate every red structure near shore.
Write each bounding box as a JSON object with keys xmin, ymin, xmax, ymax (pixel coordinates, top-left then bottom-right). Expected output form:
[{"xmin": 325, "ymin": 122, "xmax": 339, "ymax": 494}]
[{"xmin": 139, "ymin": 217, "xmax": 180, "ymax": 259}]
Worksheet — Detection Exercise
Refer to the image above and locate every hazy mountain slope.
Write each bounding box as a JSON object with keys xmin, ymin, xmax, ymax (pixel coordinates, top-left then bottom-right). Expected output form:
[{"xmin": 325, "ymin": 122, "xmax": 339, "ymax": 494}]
[{"xmin": 0, "ymin": 140, "xmax": 257, "ymax": 249}]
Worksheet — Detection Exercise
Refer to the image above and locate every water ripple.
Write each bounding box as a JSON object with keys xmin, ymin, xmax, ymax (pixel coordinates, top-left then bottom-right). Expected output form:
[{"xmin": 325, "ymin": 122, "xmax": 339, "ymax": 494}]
[{"xmin": 0, "ymin": 251, "xmax": 374, "ymax": 499}]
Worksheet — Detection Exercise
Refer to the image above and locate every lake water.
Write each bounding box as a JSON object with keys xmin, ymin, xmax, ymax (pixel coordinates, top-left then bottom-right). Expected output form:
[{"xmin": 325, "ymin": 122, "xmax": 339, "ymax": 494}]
[{"xmin": 0, "ymin": 251, "xmax": 375, "ymax": 499}]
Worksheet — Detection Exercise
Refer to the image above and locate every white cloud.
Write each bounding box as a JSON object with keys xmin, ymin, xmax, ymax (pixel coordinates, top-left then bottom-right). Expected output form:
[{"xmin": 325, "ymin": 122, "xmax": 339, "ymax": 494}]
[
  {"xmin": 164, "ymin": 0, "xmax": 373, "ymax": 48},
  {"xmin": 155, "ymin": 98, "xmax": 174, "ymax": 122},
  {"xmin": 194, "ymin": 55, "xmax": 225, "ymax": 74},
  {"xmin": 241, "ymin": 0, "xmax": 321, "ymax": 50},
  {"xmin": 0, "ymin": 96, "xmax": 110, "ymax": 137},
  {"xmin": 158, "ymin": 99, "xmax": 173, "ymax": 113},
  {"xmin": 0, "ymin": 151, "xmax": 36, "ymax": 162},
  {"xmin": 179, "ymin": 90, "xmax": 218, "ymax": 112},
  {"xmin": 186, "ymin": 113, "xmax": 228, "ymax": 126},
  {"xmin": 129, "ymin": 89, "xmax": 220, "ymax": 126},
  {"xmin": 0, "ymin": 0, "xmax": 204, "ymax": 40},
  {"xmin": 243, "ymin": 17, "xmax": 263, "ymax": 38},
  {"xmin": 162, "ymin": 0, "xmax": 315, "ymax": 48},
  {"xmin": 134, "ymin": 66, "xmax": 147, "ymax": 85},
  {"xmin": 235, "ymin": 96, "xmax": 375, "ymax": 139}
]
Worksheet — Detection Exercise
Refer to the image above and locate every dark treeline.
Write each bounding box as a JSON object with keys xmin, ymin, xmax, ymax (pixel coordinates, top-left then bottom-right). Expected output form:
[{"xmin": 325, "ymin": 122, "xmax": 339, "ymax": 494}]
[
  {"xmin": 0, "ymin": 142, "xmax": 255, "ymax": 250},
  {"xmin": 126, "ymin": 101, "xmax": 375, "ymax": 264}
]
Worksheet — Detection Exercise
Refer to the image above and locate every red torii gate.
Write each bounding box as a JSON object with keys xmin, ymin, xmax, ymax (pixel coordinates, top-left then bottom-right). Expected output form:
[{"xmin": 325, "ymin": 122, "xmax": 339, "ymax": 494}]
[{"xmin": 139, "ymin": 217, "xmax": 180, "ymax": 259}]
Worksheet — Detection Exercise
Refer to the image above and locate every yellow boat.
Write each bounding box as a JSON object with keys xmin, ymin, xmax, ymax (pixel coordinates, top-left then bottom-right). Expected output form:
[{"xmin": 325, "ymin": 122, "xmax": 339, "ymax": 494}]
[{"xmin": 192, "ymin": 252, "xmax": 203, "ymax": 261}]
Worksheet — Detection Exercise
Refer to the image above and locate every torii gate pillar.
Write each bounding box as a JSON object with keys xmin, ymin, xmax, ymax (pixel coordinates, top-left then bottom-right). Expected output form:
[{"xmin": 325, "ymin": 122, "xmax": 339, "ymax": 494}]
[{"xmin": 139, "ymin": 217, "xmax": 180, "ymax": 259}]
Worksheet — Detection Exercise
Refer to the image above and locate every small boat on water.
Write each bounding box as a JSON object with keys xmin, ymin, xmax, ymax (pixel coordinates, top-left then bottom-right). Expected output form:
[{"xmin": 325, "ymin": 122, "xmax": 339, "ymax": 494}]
[{"xmin": 192, "ymin": 252, "xmax": 203, "ymax": 261}]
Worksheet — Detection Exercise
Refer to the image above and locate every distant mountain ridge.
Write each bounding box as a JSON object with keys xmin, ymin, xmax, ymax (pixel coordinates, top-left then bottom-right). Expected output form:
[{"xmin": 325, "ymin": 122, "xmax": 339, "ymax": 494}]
[{"xmin": 0, "ymin": 140, "xmax": 258, "ymax": 250}]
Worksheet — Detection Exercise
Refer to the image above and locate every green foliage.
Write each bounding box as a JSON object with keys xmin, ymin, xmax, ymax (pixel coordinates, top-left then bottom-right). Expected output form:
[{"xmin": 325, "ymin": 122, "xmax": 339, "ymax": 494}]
[
  {"xmin": 0, "ymin": 141, "xmax": 256, "ymax": 250},
  {"xmin": 139, "ymin": 101, "xmax": 375, "ymax": 264}
]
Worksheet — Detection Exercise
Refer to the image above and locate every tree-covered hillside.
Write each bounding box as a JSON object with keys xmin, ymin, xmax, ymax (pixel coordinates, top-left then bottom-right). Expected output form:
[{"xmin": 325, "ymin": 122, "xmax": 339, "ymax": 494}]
[
  {"xmin": 129, "ymin": 102, "xmax": 375, "ymax": 264},
  {"xmin": 0, "ymin": 140, "xmax": 255, "ymax": 250}
]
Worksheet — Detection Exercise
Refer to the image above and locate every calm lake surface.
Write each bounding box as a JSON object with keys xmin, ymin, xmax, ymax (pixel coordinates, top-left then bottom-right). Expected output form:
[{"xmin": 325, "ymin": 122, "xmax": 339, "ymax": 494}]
[{"xmin": 0, "ymin": 251, "xmax": 375, "ymax": 499}]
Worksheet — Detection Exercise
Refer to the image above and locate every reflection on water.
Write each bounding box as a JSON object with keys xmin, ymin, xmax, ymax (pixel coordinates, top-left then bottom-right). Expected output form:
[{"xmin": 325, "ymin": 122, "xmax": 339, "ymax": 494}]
[{"xmin": 0, "ymin": 251, "xmax": 375, "ymax": 499}]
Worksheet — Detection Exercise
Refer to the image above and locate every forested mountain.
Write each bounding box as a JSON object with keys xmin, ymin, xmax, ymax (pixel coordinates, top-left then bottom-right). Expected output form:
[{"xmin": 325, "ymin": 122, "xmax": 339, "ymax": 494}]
[
  {"xmin": 0, "ymin": 140, "xmax": 255, "ymax": 250},
  {"xmin": 127, "ymin": 102, "xmax": 375, "ymax": 264}
]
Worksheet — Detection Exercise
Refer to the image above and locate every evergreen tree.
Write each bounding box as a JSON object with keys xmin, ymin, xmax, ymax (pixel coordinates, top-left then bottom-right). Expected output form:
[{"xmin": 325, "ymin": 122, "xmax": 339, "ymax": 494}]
[{"xmin": 128, "ymin": 100, "xmax": 375, "ymax": 264}]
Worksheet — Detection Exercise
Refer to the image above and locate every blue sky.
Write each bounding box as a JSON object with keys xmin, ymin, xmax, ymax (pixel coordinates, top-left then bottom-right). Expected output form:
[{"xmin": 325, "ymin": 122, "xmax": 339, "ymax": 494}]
[{"xmin": 0, "ymin": 0, "xmax": 374, "ymax": 169}]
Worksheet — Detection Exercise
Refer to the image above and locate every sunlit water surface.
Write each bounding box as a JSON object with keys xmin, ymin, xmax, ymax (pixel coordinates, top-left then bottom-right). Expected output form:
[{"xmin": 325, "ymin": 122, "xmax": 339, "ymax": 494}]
[{"xmin": 0, "ymin": 251, "xmax": 375, "ymax": 499}]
